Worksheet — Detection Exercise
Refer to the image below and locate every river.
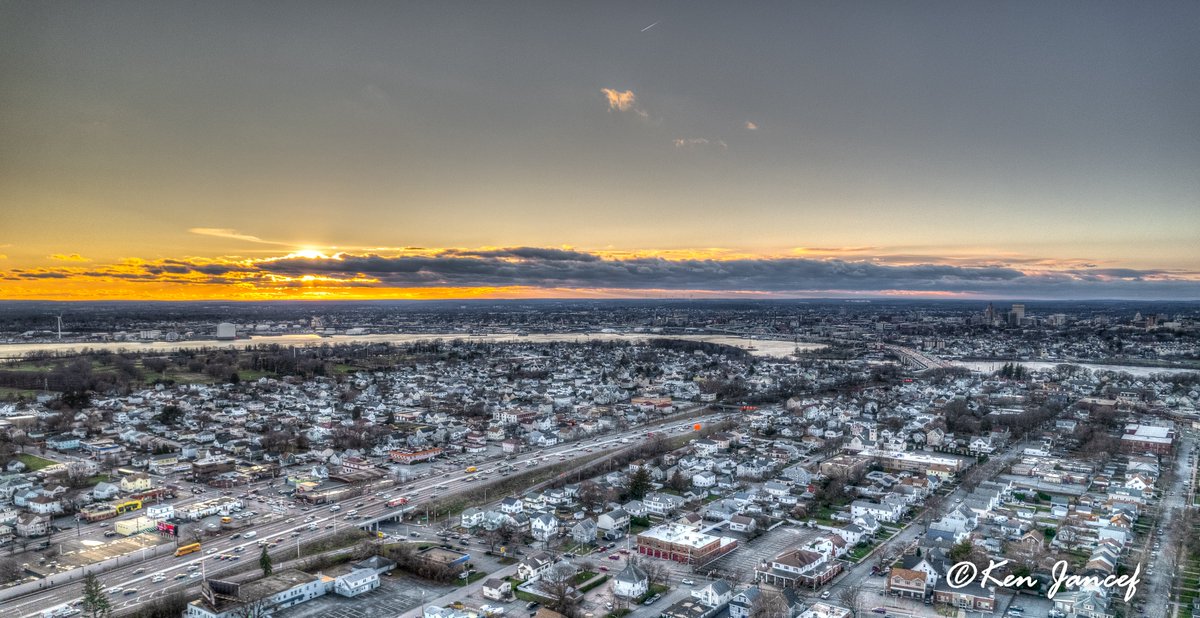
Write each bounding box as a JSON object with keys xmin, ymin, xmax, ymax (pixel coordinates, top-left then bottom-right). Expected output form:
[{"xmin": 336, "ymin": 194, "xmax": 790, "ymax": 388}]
[
  {"xmin": 950, "ymin": 359, "xmax": 1198, "ymax": 377},
  {"xmin": 0, "ymin": 332, "xmax": 825, "ymax": 359}
]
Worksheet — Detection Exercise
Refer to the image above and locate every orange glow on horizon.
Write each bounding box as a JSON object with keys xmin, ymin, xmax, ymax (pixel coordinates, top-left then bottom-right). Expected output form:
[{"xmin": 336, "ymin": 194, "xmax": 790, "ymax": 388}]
[{"xmin": 3, "ymin": 245, "xmax": 1196, "ymax": 301}]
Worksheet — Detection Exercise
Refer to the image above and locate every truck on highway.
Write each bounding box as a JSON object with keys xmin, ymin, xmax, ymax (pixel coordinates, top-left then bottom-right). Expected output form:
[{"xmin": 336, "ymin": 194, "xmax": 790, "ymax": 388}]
[
  {"xmin": 387, "ymin": 497, "xmax": 410, "ymax": 507},
  {"xmin": 244, "ymin": 531, "xmax": 257, "ymax": 539}
]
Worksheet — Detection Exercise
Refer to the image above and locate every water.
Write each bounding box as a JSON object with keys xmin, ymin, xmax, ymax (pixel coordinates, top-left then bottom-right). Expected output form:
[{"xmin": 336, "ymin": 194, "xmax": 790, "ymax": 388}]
[
  {"xmin": 0, "ymin": 332, "xmax": 824, "ymax": 359},
  {"xmin": 951, "ymin": 359, "xmax": 1199, "ymax": 377}
]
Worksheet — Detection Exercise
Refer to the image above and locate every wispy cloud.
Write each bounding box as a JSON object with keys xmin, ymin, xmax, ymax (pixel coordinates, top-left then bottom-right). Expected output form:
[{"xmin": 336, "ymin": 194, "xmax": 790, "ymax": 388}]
[
  {"xmin": 673, "ymin": 138, "xmax": 727, "ymax": 149},
  {"xmin": 189, "ymin": 227, "xmax": 292, "ymax": 246},
  {"xmin": 48, "ymin": 253, "xmax": 90, "ymax": 262},
  {"xmin": 601, "ymin": 88, "xmax": 649, "ymax": 118},
  {"xmin": 744, "ymin": 121, "xmax": 758, "ymax": 130}
]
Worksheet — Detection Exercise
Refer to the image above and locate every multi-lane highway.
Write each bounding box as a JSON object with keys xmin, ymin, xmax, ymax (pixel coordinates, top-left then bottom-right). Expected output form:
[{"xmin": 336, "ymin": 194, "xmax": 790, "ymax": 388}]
[{"xmin": 7, "ymin": 408, "xmax": 726, "ymax": 618}]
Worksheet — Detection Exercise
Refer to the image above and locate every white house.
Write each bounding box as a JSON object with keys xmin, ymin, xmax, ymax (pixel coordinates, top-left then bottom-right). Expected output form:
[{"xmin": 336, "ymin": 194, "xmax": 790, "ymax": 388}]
[
  {"xmin": 482, "ymin": 578, "xmax": 513, "ymax": 601},
  {"xmin": 499, "ymin": 497, "xmax": 524, "ymax": 514},
  {"xmin": 611, "ymin": 562, "xmax": 649, "ymax": 599},
  {"xmin": 334, "ymin": 570, "xmax": 379, "ymax": 598},
  {"xmin": 517, "ymin": 552, "xmax": 555, "ymax": 582},
  {"xmin": 849, "ymin": 500, "xmax": 902, "ymax": 523},
  {"xmin": 531, "ymin": 512, "xmax": 559, "ymax": 542},
  {"xmin": 461, "ymin": 507, "xmax": 485, "ymax": 529},
  {"xmin": 691, "ymin": 580, "xmax": 734, "ymax": 608}
]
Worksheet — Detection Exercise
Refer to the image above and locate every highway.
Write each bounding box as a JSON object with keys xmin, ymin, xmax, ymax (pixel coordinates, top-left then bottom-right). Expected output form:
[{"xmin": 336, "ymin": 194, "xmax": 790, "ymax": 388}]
[{"xmin": 6, "ymin": 407, "xmax": 726, "ymax": 618}]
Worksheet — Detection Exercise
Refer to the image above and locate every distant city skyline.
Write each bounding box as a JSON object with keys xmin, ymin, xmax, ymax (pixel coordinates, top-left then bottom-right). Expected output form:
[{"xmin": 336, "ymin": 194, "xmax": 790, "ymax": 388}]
[{"xmin": 1, "ymin": 2, "xmax": 1197, "ymax": 300}]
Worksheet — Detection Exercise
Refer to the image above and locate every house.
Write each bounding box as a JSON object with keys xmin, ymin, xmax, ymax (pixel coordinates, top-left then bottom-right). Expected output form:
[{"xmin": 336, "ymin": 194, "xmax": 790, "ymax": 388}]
[
  {"xmin": 334, "ymin": 569, "xmax": 379, "ymax": 598},
  {"xmin": 728, "ymin": 515, "xmax": 757, "ymax": 534},
  {"xmin": 15, "ymin": 513, "xmax": 49, "ymax": 537},
  {"xmin": 531, "ymin": 512, "xmax": 559, "ymax": 541},
  {"xmin": 932, "ymin": 578, "xmax": 995, "ymax": 612},
  {"xmin": 691, "ymin": 580, "xmax": 733, "ymax": 608},
  {"xmin": 622, "ymin": 500, "xmax": 648, "ymax": 518},
  {"xmin": 729, "ymin": 587, "xmax": 761, "ymax": 618},
  {"xmin": 611, "ymin": 562, "xmax": 648, "ymax": 599},
  {"xmin": 755, "ymin": 546, "xmax": 842, "ymax": 589},
  {"xmin": 499, "ymin": 497, "xmax": 524, "ymax": 515},
  {"xmin": 643, "ymin": 492, "xmax": 685, "ymax": 517},
  {"xmin": 149, "ymin": 453, "xmax": 179, "ymax": 474},
  {"xmin": 89, "ymin": 480, "xmax": 119, "ymax": 501},
  {"xmin": 692, "ymin": 471, "xmax": 717, "ymax": 489},
  {"xmin": 887, "ymin": 567, "xmax": 928, "ymax": 600},
  {"xmin": 517, "ymin": 551, "xmax": 555, "ymax": 582},
  {"xmin": 597, "ymin": 508, "xmax": 630, "ymax": 539},
  {"xmin": 849, "ymin": 499, "xmax": 902, "ymax": 523},
  {"xmin": 482, "ymin": 578, "xmax": 513, "ymax": 601},
  {"xmin": 46, "ymin": 435, "xmax": 81, "ymax": 450},
  {"xmin": 1053, "ymin": 587, "xmax": 1112, "ymax": 618},
  {"xmin": 461, "ymin": 507, "xmax": 484, "ymax": 529},
  {"xmin": 28, "ymin": 495, "xmax": 63, "ymax": 515},
  {"xmin": 120, "ymin": 473, "xmax": 153, "ymax": 494},
  {"xmin": 570, "ymin": 519, "xmax": 597, "ymax": 545}
]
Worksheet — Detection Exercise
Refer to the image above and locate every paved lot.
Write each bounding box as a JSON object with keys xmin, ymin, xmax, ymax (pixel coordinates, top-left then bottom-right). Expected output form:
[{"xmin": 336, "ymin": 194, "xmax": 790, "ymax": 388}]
[
  {"xmin": 701, "ymin": 525, "xmax": 820, "ymax": 581},
  {"xmin": 280, "ymin": 573, "xmax": 454, "ymax": 618}
]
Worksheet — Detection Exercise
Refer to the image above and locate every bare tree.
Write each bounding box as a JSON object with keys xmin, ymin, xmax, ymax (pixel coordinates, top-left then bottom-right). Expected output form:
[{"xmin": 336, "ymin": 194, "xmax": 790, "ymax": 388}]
[
  {"xmin": 230, "ymin": 596, "xmax": 270, "ymax": 618},
  {"xmin": 638, "ymin": 558, "xmax": 670, "ymax": 588},
  {"xmin": 0, "ymin": 558, "xmax": 24, "ymax": 584},
  {"xmin": 541, "ymin": 563, "xmax": 580, "ymax": 617},
  {"xmin": 749, "ymin": 588, "xmax": 788, "ymax": 618},
  {"xmin": 836, "ymin": 586, "xmax": 862, "ymax": 618}
]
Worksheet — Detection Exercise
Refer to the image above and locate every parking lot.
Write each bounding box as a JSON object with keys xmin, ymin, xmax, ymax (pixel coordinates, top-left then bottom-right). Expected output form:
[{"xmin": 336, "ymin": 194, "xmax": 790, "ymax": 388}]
[
  {"xmin": 280, "ymin": 572, "xmax": 454, "ymax": 618},
  {"xmin": 52, "ymin": 530, "xmax": 168, "ymax": 571},
  {"xmin": 701, "ymin": 525, "xmax": 821, "ymax": 581}
]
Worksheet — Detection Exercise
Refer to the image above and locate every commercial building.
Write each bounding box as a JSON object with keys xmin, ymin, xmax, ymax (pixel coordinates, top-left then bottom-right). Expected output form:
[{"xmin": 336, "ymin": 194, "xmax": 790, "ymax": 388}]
[
  {"xmin": 1120, "ymin": 423, "xmax": 1175, "ymax": 455},
  {"xmin": 636, "ymin": 523, "xmax": 737, "ymax": 565},
  {"xmin": 389, "ymin": 448, "xmax": 443, "ymax": 464},
  {"xmin": 114, "ymin": 516, "xmax": 157, "ymax": 536}
]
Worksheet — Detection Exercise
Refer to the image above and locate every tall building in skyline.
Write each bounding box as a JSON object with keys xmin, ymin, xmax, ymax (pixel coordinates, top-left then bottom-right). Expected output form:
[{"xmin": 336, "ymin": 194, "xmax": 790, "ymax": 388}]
[{"xmin": 1009, "ymin": 304, "xmax": 1025, "ymax": 327}]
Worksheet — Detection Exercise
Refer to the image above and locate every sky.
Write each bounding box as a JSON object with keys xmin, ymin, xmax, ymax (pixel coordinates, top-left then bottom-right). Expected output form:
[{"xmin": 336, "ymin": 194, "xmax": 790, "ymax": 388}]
[{"xmin": 1, "ymin": 1, "xmax": 1197, "ymax": 301}]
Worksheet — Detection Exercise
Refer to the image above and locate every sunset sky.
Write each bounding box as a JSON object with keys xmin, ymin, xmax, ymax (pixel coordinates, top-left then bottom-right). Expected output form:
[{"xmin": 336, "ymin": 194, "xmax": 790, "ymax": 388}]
[{"xmin": 1, "ymin": 2, "xmax": 1197, "ymax": 300}]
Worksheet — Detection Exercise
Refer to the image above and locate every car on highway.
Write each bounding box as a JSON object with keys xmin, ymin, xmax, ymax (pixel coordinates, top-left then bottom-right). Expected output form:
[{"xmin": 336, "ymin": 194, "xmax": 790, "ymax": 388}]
[
  {"xmin": 152, "ymin": 575, "xmax": 166, "ymax": 583},
  {"xmin": 681, "ymin": 578, "xmax": 694, "ymax": 585}
]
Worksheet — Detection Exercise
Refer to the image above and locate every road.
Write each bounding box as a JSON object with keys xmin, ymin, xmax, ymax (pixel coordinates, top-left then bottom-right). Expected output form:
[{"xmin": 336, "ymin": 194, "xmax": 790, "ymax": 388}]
[
  {"xmin": 5, "ymin": 407, "xmax": 726, "ymax": 617},
  {"xmin": 1138, "ymin": 428, "xmax": 1195, "ymax": 618}
]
